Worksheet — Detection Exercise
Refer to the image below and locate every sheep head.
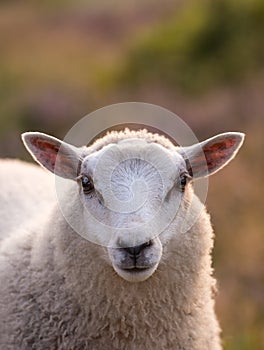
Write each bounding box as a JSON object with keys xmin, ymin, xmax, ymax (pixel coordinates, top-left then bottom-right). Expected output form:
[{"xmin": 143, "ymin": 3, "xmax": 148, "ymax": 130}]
[{"xmin": 22, "ymin": 130, "xmax": 244, "ymax": 282}]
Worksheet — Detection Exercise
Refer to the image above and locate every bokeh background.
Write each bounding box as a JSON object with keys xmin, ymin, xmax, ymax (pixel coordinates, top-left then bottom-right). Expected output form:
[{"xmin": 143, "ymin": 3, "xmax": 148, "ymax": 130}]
[{"xmin": 0, "ymin": 0, "xmax": 263, "ymax": 348}]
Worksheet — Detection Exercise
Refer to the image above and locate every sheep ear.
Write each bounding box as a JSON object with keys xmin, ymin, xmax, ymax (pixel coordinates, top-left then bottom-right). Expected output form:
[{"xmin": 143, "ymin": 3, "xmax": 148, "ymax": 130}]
[
  {"xmin": 22, "ymin": 132, "xmax": 82, "ymax": 179},
  {"xmin": 179, "ymin": 132, "xmax": 245, "ymax": 178}
]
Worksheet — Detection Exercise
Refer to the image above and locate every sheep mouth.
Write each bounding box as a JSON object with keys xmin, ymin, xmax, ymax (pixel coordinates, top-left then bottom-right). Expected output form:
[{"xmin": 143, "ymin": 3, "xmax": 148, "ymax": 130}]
[
  {"xmin": 113, "ymin": 264, "xmax": 159, "ymax": 282},
  {"xmin": 121, "ymin": 267, "xmax": 152, "ymax": 273}
]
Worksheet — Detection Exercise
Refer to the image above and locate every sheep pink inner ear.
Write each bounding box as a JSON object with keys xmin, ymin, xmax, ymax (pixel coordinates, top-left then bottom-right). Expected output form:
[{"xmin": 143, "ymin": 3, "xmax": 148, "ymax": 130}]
[
  {"xmin": 22, "ymin": 132, "xmax": 82, "ymax": 179},
  {"xmin": 179, "ymin": 132, "xmax": 245, "ymax": 178}
]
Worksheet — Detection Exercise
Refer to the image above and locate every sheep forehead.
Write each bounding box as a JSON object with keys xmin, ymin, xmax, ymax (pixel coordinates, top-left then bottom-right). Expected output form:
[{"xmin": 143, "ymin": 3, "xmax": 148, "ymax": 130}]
[{"xmin": 82, "ymin": 139, "xmax": 185, "ymax": 188}]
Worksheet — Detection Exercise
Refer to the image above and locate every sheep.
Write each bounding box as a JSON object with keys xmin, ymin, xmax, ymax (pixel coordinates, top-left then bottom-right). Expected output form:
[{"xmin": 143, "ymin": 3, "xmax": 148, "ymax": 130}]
[
  {"xmin": 0, "ymin": 159, "xmax": 55, "ymax": 242},
  {"xmin": 0, "ymin": 128, "xmax": 244, "ymax": 350}
]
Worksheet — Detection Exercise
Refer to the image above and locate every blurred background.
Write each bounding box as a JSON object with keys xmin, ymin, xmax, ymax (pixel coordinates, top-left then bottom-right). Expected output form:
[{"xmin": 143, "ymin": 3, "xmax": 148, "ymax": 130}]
[{"xmin": 0, "ymin": 0, "xmax": 263, "ymax": 348}]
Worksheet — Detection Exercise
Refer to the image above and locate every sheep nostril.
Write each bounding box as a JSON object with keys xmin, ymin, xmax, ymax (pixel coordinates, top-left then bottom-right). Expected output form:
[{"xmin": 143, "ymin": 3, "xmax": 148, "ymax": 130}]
[
  {"xmin": 142, "ymin": 240, "xmax": 152, "ymax": 248},
  {"xmin": 124, "ymin": 240, "xmax": 152, "ymax": 258}
]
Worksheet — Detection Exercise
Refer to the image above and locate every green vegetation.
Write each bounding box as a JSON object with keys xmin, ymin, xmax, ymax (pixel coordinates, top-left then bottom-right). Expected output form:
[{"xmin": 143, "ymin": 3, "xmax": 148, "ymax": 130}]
[
  {"xmin": 118, "ymin": 0, "xmax": 264, "ymax": 94},
  {"xmin": 225, "ymin": 329, "xmax": 264, "ymax": 350}
]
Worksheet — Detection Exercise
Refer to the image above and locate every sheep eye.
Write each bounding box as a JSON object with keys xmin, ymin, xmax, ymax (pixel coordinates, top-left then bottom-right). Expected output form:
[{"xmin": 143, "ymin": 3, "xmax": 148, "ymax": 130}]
[
  {"xmin": 81, "ymin": 175, "xmax": 94, "ymax": 193},
  {"xmin": 180, "ymin": 174, "xmax": 187, "ymax": 187},
  {"xmin": 179, "ymin": 173, "xmax": 190, "ymax": 191}
]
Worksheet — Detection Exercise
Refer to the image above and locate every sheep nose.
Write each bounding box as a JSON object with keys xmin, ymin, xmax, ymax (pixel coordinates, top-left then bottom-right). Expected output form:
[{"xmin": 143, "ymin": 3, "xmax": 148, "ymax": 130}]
[{"xmin": 124, "ymin": 241, "xmax": 152, "ymax": 258}]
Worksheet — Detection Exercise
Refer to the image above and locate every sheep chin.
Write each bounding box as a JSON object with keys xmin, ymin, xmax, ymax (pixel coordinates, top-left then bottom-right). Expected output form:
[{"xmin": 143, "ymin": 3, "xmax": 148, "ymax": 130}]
[{"xmin": 112, "ymin": 264, "xmax": 158, "ymax": 283}]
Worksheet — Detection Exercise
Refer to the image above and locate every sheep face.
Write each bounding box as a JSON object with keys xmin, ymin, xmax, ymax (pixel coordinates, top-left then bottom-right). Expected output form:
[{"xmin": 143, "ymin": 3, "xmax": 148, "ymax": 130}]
[
  {"xmin": 22, "ymin": 130, "xmax": 245, "ymax": 283},
  {"xmin": 78, "ymin": 139, "xmax": 189, "ymax": 282}
]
